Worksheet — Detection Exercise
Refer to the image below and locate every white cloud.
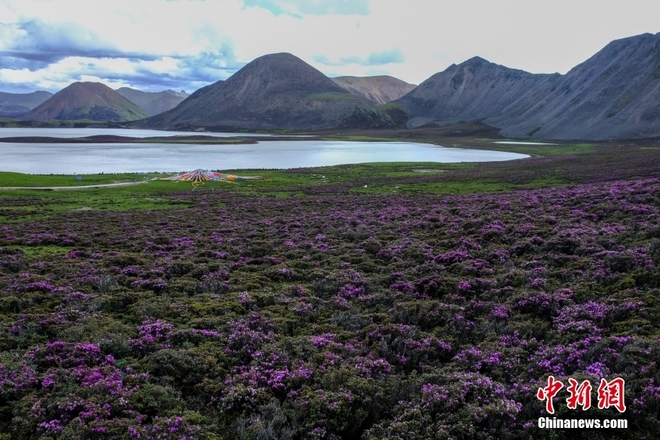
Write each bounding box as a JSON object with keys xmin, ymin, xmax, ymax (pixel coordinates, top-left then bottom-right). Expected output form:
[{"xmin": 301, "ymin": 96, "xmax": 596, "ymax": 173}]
[
  {"xmin": 241, "ymin": 0, "xmax": 370, "ymax": 17},
  {"xmin": 314, "ymin": 49, "xmax": 404, "ymax": 67}
]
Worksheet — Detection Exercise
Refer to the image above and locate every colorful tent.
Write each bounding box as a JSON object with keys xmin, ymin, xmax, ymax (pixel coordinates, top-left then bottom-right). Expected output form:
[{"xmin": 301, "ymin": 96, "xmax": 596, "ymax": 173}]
[
  {"xmin": 160, "ymin": 169, "xmax": 262, "ymax": 188},
  {"xmin": 174, "ymin": 169, "xmax": 222, "ymax": 183}
]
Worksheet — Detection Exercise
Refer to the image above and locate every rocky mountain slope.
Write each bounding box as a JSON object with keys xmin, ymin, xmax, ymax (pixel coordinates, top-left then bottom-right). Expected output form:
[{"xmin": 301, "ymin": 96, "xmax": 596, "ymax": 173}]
[
  {"xmin": 492, "ymin": 32, "xmax": 660, "ymax": 139},
  {"xmin": 396, "ymin": 57, "xmax": 558, "ymax": 128},
  {"xmin": 332, "ymin": 76, "xmax": 415, "ymax": 104},
  {"xmin": 397, "ymin": 32, "xmax": 660, "ymax": 140},
  {"xmin": 0, "ymin": 91, "xmax": 53, "ymax": 117},
  {"xmin": 116, "ymin": 88, "xmax": 189, "ymax": 116},
  {"xmin": 136, "ymin": 53, "xmax": 393, "ymax": 130},
  {"xmin": 19, "ymin": 82, "xmax": 148, "ymax": 122}
]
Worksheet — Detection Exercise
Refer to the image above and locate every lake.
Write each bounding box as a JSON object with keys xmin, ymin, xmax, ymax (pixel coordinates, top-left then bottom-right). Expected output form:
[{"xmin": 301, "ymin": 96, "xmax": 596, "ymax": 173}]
[
  {"xmin": 0, "ymin": 128, "xmax": 529, "ymax": 174},
  {"xmin": 0, "ymin": 127, "xmax": 274, "ymax": 138}
]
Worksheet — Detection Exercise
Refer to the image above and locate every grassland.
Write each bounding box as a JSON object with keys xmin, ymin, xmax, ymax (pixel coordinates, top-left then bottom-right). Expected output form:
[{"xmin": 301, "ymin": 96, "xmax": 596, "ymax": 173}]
[
  {"xmin": 0, "ymin": 125, "xmax": 657, "ymax": 197},
  {"xmin": 1, "ymin": 125, "xmax": 658, "ymax": 227}
]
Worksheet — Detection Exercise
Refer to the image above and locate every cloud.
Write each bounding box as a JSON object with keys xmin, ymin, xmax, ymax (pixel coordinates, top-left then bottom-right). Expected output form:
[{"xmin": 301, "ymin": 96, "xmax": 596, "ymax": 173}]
[
  {"xmin": 176, "ymin": 48, "xmax": 244, "ymax": 84},
  {"xmin": 0, "ymin": 44, "xmax": 244, "ymax": 94},
  {"xmin": 0, "ymin": 19, "xmax": 160, "ymax": 71},
  {"xmin": 0, "ymin": 14, "xmax": 244, "ymax": 94},
  {"xmin": 242, "ymin": 0, "xmax": 369, "ymax": 17},
  {"xmin": 242, "ymin": 0, "xmax": 300, "ymax": 17},
  {"xmin": 314, "ymin": 48, "xmax": 404, "ymax": 66},
  {"xmin": 363, "ymin": 49, "xmax": 405, "ymax": 65}
]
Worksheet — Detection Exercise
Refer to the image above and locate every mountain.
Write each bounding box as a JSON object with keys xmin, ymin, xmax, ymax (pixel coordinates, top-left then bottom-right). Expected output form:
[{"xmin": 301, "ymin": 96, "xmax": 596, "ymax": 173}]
[
  {"xmin": 397, "ymin": 32, "xmax": 660, "ymax": 140},
  {"xmin": 116, "ymin": 88, "xmax": 189, "ymax": 116},
  {"xmin": 395, "ymin": 57, "xmax": 559, "ymax": 128},
  {"xmin": 331, "ymin": 76, "xmax": 416, "ymax": 104},
  {"xmin": 492, "ymin": 33, "xmax": 660, "ymax": 139},
  {"xmin": 136, "ymin": 53, "xmax": 393, "ymax": 130},
  {"xmin": 0, "ymin": 91, "xmax": 53, "ymax": 117},
  {"xmin": 19, "ymin": 82, "xmax": 148, "ymax": 122}
]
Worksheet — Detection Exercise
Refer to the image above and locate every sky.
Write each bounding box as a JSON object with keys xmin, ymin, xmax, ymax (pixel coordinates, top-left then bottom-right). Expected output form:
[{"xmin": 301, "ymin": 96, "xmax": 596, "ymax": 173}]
[{"xmin": 1, "ymin": 0, "xmax": 659, "ymax": 94}]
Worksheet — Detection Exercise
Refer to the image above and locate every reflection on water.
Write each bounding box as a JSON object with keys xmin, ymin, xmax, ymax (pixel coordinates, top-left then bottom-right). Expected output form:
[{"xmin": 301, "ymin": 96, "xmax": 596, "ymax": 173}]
[
  {"xmin": 493, "ymin": 141, "xmax": 557, "ymax": 145},
  {"xmin": 0, "ymin": 140, "xmax": 529, "ymax": 174},
  {"xmin": 0, "ymin": 127, "xmax": 273, "ymax": 138}
]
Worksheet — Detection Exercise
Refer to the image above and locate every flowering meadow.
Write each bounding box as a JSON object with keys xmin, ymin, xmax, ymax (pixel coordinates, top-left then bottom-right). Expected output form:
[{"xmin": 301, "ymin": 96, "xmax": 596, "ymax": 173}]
[{"xmin": 1, "ymin": 161, "xmax": 660, "ymax": 439}]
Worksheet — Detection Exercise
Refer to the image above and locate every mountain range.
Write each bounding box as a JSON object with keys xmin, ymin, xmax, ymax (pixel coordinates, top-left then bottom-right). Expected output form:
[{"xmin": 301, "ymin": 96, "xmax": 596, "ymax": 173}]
[
  {"xmin": 3, "ymin": 32, "xmax": 660, "ymax": 139},
  {"xmin": 396, "ymin": 32, "xmax": 660, "ymax": 140},
  {"xmin": 0, "ymin": 86, "xmax": 188, "ymax": 122},
  {"xmin": 497, "ymin": 32, "xmax": 660, "ymax": 140},
  {"xmin": 134, "ymin": 52, "xmax": 396, "ymax": 130},
  {"xmin": 115, "ymin": 88, "xmax": 189, "ymax": 117},
  {"xmin": 0, "ymin": 91, "xmax": 53, "ymax": 118},
  {"xmin": 18, "ymin": 82, "xmax": 148, "ymax": 122}
]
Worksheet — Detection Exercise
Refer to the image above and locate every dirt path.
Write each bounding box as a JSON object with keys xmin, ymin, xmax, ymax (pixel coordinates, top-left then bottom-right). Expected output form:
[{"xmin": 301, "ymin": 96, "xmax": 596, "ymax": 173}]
[{"xmin": 0, "ymin": 180, "xmax": 149, "ymax": 191}]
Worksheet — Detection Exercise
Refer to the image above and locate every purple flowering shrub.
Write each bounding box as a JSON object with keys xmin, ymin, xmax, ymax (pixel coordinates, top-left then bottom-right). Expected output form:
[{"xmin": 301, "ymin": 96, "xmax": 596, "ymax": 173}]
[
  {"xmin": 364, "ymin": 372, "xmax": 523, "ymax": 439},
  {"xmin": 1, "ymin": 340, "xmax": 200, "ymax": 439},
  {"xmin": 1, "ymin": 177, "xmax": 660, "ymax": 438}
]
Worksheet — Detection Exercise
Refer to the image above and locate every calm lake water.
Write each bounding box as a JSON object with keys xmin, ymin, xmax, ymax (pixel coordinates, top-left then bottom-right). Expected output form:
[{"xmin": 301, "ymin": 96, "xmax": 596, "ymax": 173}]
[
  {"xmin": 0, "ymin": 128, "xmax": 529, "ymax": 174},
  {"xmin": 0, "ymin": 127, "xmax": 273, "ymax": 138}
]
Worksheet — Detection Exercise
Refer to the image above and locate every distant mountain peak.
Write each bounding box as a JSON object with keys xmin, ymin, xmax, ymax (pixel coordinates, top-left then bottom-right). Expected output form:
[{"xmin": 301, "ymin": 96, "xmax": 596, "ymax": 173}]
[
  {"xmin": 446, "ymin": 56, "xmax": 493, "ymax": 71},
  {"xmin": 135, "ymin": 52, "xmax": 394, "ymax": 130},
  {"xmin": 255, "ymin": 52, "xmax": 301, "ymax": 62},
  {"xmin": 20, "ymin": 81, "xmax": 148, "ymax": 122},
  {"xmin": 0, "ymin": 90, "xmax": 53, "ymax": 117},
  {"xmin": 116, "ymin": 87, "xmax": 189, "ymax": 116},
  {"xmin": 226, "ymin": 51, "xmax": 347, "ymax": 96},
  {"xmin": 163, "ymin": 89, "xmax": 189, "ymax": 97},
  {"xmin": 462, "ymin": 56, "xmax": 490, "ymax": 65},
  {"xmin": 332, "ymin": 75, "xmax": 416, "ymax": 104}
]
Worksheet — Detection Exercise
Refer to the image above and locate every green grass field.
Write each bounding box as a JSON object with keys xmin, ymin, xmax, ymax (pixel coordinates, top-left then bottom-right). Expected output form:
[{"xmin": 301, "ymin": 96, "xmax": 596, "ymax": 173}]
[{"xmin": 1, "ymin": 128, "xmax": 658, "ymax": 224}]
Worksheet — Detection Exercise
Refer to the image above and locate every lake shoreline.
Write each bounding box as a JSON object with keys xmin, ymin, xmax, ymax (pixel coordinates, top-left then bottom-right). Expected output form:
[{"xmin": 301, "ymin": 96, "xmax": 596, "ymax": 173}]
[{"xmin": 0, "ymin": 134, "xmax": 315, "ymax": 144}]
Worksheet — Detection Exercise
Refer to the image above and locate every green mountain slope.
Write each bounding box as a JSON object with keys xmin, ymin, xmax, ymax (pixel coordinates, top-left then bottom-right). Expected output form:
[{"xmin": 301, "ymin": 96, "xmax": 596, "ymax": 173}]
[{"xmin": 20, "ymin": 82, "xmax": 148, "ymax": 122}]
